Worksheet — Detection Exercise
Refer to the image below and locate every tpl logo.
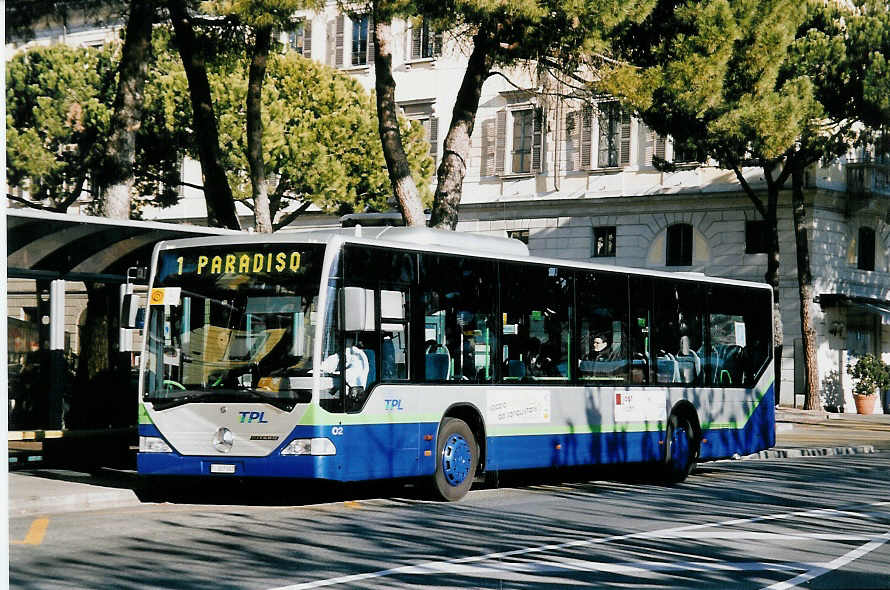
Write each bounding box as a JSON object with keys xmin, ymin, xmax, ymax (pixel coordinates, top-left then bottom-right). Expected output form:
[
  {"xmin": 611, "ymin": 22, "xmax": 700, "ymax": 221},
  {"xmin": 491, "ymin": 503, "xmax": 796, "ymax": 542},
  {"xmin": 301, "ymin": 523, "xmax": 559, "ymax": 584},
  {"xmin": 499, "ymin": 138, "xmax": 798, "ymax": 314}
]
[
  {"xmin": 239, "ymin": 411, "xmax": 269, "ymax": 424},
  {"xmin": 384, "ymin": 399, "xmax": 404, "ymax": 411}
]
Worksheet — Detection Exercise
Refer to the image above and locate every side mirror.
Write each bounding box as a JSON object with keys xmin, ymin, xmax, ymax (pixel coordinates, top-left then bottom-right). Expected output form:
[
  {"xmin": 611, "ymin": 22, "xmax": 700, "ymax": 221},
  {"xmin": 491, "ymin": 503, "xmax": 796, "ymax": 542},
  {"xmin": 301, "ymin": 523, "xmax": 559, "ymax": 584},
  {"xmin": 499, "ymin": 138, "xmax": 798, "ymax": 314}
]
[{"xmin": 342, "ymin": 287, "xmax": 375, "ymax": 331}]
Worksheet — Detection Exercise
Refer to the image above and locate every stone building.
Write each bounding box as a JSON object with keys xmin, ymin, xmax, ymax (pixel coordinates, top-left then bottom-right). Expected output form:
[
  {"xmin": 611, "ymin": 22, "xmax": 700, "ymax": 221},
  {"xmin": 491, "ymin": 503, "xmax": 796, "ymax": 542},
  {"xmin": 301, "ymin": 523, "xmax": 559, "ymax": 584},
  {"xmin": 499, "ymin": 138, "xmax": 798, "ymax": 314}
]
[{"xmin": 7, "ymin": 1, "xmax": 889, "ymax": 411}]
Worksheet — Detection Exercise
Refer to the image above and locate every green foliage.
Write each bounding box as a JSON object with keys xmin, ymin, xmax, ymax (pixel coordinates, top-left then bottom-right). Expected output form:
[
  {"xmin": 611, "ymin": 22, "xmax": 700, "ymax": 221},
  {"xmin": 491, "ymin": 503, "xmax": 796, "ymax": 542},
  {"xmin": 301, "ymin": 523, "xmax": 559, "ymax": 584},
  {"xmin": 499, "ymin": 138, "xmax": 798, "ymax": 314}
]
[
  {"xmin": 201, "ymin": 0, "xmax": 323, "ymax": 28},
  {"xmin": 7, "ymin": 29, "xmax": 433, "ymax": 219},
  {"xmin": 603, "ymin": 0, "xmax": 817, "ymax": 166},
  {"xmin": 6, "ymin": 44, "xmax": 117, "ymax": 208},
  {"xmin": 206, "ymin": 51, "xmax": 434, "ymax": 215},
  {"xmin": 848, "ymin": 354, "xmax": 890, "ymax": 397},
  {"xmin": 606, "ymin": 0, "xmax": 890, "ymax": 169},
  {"xmin": 406, "ymin": 0, "xmax": 655, "ymax": 68}
]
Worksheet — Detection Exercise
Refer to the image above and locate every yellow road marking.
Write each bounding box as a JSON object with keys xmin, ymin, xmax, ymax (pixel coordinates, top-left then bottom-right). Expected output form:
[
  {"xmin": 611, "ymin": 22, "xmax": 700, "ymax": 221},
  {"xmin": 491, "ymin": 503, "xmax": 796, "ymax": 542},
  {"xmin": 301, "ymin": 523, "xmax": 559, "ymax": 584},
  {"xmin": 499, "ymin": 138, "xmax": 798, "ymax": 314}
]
[
  {"xmin": 343, "ymin": 501, "xmax": 361, "ymax": 509},
  {"xmin": 11, "ymin": 518, "xmax": 49, "ymax": 546}
]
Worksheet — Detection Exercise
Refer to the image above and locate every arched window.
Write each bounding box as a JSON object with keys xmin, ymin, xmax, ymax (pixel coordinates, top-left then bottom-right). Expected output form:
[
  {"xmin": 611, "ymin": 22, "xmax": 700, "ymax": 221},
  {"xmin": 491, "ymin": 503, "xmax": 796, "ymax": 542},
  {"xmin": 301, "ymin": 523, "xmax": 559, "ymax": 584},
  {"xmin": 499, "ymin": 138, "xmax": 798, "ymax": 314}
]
[
  {"xmin": 858, "ymin": 226, "xmax": 876, "ymax": 271},
  {"xmin": 666, "ymin": 223, "xmax": 693, "ymax": 266}
]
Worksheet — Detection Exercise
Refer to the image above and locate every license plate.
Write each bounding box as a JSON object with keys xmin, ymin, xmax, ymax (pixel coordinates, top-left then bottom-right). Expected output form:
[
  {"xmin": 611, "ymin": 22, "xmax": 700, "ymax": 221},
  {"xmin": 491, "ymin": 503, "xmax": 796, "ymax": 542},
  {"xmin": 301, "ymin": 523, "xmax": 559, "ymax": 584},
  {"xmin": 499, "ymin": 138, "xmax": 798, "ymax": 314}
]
[{"xmin": 210, "ymin": 464, "xmax": 236, "ymax": 474}]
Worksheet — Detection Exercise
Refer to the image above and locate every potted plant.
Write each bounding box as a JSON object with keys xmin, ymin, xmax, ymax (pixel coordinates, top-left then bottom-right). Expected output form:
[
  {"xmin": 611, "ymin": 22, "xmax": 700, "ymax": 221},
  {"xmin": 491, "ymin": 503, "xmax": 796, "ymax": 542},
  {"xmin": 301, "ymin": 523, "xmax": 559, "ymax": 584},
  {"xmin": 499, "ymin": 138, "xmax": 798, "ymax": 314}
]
[{"xmin": 847, "ymin": 354, "xmax": 890, "ymax": 415}]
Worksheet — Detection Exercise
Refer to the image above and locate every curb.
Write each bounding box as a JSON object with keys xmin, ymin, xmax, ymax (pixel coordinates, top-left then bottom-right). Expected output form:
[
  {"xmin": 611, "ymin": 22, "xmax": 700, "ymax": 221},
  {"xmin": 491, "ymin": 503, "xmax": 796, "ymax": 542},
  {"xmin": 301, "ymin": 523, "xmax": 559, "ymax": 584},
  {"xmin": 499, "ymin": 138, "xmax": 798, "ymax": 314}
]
[
  {"xmin": 10, "ymin": 489, "xmax": 142, "ymax": 518},
  {"xmin": 741, "ymin": 445, "xmax": 878, "ymax": 460}
]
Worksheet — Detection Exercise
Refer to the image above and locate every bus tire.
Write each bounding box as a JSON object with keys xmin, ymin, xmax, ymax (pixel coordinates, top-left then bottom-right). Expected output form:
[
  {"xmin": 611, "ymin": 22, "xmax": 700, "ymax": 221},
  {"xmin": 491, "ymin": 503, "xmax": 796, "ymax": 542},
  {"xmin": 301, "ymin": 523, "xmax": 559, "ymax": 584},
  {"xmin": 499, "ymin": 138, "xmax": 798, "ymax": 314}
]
[
  {"xmin": 432, "ymin": 418, "xmax": 478, "ymax": 501},
  {"xmin": 663, "ymin": 413, "xmax": 696, "ymax": 483}
]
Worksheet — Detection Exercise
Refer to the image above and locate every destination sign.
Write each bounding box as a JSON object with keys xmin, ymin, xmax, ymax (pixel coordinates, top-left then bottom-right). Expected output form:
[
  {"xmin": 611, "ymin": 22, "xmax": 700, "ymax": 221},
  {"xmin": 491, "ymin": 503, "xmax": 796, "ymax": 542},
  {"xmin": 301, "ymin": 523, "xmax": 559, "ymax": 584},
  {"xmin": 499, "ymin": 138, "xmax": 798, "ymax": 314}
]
[{"xmin": 172, "ymin": 251, "xmax": 302, "ymax": 276}]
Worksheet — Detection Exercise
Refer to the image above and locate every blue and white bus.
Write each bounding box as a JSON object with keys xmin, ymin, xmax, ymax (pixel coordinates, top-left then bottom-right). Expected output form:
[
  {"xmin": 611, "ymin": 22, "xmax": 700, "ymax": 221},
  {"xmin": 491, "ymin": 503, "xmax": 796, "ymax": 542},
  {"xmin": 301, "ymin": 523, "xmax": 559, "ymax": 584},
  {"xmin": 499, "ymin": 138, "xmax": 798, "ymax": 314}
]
[{"xmin": 135, "ymin": 226, "xmax": 774, "ymax": 501}]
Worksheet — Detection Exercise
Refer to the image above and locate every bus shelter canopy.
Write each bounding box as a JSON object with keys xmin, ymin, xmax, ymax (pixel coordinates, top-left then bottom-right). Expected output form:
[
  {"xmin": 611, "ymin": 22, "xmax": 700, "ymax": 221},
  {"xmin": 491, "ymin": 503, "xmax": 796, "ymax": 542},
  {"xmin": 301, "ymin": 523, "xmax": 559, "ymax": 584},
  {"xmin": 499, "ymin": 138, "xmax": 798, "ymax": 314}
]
[{"xmin": 7, "ymin": 209, "xmax": 235, "ymax": 283}]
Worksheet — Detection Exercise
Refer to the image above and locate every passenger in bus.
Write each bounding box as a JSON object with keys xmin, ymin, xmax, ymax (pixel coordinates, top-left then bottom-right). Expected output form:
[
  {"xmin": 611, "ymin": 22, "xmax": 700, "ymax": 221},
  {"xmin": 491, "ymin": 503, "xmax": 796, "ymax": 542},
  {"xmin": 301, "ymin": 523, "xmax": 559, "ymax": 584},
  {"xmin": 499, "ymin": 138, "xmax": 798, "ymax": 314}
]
[
  {"xmin": 675, "ymin": 313, "xmax": 701, "ymax": 383},
  {"xmin": 585, "ymin": 334, "xmax": 612, "ymax": 362},
  {"xmin": 527, "ymin": 336, "xmax": 557, "ymax": 377}
]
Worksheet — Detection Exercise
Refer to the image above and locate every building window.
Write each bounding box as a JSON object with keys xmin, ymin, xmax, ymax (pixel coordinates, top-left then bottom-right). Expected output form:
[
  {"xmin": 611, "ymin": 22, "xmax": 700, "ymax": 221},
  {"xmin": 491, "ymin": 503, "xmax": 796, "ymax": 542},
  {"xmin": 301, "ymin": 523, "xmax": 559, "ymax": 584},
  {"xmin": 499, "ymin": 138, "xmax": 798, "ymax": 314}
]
[
  {"xmin": 482, "ymin": 101, "xmax": 543, "ymax": 176},
  {"xmin": 673, "ymin": 141, "xmax": 704, "ymax": 164},
  {"xmin": 597, "ymin": 102, "xmax": 630, "ymax": 168},
  {"xmin": 417, "ymin": 116, "xmax": 439, "ymax": 163},
  {"xmin": 593, "ymin": 226, "xmax": 616, "ymax": 257},
  {"xmin": 351, "ymin": 14, "xmax": 369, "ymax": 66},
  {"xmin": 666, "ymin": 223, "xmax": 693, "ymax": 266},
  {"xmin": 512, "ymin": 109, "xmax": 535, "ymax": 174},
  {"xmin": 288, "ymin": 20, "xmax": 311, "ymax": 56},
  {"xmin": 858, "ymin": 226, "xmax": 876, "ymax": 271},
  {"xmin": 399, "ymin": 100, "xmax": 438, "ymax": 163},
  {"xmin": 745, "ymin": 220, "xmax": 770, "ymax": 254},
  {"xmin": 507, "ymin": 229, "xmax": 529, "ymax": 244},
  {"xmin": 410, "ymin": 17, "xmax": 441, "ymax": 60}
]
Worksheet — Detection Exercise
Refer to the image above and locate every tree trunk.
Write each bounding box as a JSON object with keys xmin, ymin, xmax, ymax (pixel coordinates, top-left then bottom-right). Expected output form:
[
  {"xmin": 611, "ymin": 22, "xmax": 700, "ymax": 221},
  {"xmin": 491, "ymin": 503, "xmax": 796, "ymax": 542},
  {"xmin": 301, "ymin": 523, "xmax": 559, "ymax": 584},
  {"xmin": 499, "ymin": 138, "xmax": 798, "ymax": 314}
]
[
  {"xmin": 429, "ymin": 29, "xmax": 493, "ymax": 230},
  {"xmin": 767, "ymin": 203, "xmax": 785, "ymax": 405},
  {"xmin": 247, "ymin": 25, "xmax": 273, "ymax": 233},
  {"xmin": 792, "ymin": 161, "xmax": 820, "ymax": 410},
  {"xmin": 372, "ymin": 9, "xmax": 425, "ymax": 227},
  {"xmin": 167, "ymin": 0, "xmax": 241, "ymax": 230},
  {"xmin": 69, "ymin": 284, "xmax": 116, "ymax": 428},
  {"xmin": 103, "ymin": 0, "xmax": 154, "ymax": 220}
]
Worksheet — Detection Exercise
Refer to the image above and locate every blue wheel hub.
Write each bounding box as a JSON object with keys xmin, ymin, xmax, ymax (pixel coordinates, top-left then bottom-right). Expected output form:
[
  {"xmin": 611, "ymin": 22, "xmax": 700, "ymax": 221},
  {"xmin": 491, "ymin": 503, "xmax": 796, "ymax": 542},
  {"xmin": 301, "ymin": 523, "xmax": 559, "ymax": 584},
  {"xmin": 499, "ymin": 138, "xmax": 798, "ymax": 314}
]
[{"xmin": 442, "ymin": 433, "xmax": 472, "ymax": 486}]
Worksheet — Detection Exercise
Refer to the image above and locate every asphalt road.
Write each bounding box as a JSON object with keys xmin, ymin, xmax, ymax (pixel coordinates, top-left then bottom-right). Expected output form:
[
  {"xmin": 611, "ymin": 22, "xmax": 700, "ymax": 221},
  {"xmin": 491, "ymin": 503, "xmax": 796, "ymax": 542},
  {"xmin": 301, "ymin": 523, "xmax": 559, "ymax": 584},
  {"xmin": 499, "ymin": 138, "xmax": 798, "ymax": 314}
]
[{"xmin": 9, "ymin": 454, "xmax": 890, "ymax": 590}]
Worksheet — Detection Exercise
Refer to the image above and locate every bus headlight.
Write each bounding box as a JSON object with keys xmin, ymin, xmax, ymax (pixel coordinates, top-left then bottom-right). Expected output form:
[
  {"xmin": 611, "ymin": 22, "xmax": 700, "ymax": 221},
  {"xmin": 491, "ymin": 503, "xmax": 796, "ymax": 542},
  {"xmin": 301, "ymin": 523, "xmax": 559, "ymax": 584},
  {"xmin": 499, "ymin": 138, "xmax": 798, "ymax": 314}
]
[
  {"xmin": 280, "ymin": 438, "xmax": 336, "ymax": 456},
  {"xmin": 140, "ymin": 436, "xmax": 172, "ymax": 453}
]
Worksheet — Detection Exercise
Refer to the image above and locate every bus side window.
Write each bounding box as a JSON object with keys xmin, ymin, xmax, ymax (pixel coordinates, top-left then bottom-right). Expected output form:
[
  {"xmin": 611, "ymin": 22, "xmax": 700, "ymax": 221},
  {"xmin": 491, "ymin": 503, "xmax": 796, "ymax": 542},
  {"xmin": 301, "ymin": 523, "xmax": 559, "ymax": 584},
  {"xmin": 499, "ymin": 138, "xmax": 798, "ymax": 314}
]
[
  {"xmin": 577, "ymin": 270, "xmax": 629, "ymax": 384},
  {"xmin": 707, "ymin": 286, "xmax": 771, "ymax": 387},
  {"xmin": 421, "ymin": 255, "xmax": 496, "ymax": 383},
  {"xmin": 629, "ymin": 276, "xmax": 651, "ymax": 384},
  {"xmin": 653, "ymin": 280, "xmax": 704, "ymax": 385},
  {"xmin": 500, "ymin": 262, "xmax": 572, "ymax": 381}
]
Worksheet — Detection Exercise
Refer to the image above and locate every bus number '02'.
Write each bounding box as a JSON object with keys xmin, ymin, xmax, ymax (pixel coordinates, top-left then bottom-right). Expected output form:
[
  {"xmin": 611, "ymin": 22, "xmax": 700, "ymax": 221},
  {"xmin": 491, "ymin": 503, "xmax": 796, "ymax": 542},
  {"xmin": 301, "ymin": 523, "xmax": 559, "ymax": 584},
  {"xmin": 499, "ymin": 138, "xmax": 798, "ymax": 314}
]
[{"xmin": 331, "ymin": 426, "xmax": 344, "ymax": 436}]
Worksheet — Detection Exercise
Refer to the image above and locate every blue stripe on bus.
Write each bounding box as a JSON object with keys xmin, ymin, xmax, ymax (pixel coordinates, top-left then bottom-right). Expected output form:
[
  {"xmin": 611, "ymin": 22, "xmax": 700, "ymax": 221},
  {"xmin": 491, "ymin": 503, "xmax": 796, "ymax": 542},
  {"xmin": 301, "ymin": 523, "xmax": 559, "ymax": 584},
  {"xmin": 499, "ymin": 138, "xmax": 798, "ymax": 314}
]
[
  {"xmin": 138, "ymin": 387, "xmax": 775, "ymax": 479},
  {"xmin": 137, "ymin": 422, "xmax": 433, "ymax": 480},
  {"xmin": 699, "ymin": 383, "xmax": 775, "ymax": 460}
]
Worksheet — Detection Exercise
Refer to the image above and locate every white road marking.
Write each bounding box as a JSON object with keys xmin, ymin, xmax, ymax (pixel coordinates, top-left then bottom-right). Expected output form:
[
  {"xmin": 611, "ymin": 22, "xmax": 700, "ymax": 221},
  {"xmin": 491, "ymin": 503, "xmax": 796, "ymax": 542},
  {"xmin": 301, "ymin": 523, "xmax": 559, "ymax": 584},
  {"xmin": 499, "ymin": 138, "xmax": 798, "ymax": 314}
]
[
  {"xmin": 761, "ymin": 530, "xmax": 890, "ymax": 590},
  {"xmin": 269, "ymin": 501, "xmax": 890, "ymax": 590}
]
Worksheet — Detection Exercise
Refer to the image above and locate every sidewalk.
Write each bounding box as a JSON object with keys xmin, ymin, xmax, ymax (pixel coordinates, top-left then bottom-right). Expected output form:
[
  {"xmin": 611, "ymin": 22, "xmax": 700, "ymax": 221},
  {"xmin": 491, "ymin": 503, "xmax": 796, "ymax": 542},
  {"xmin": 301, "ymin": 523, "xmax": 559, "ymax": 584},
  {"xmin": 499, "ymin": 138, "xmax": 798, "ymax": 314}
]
[
  {"xmin": 747, "ymin": 405, "xmax": 890, "ymax": 460},
  {"xmin": 8, "ymin": 407, "xmax": 890, "ymax": 518}
]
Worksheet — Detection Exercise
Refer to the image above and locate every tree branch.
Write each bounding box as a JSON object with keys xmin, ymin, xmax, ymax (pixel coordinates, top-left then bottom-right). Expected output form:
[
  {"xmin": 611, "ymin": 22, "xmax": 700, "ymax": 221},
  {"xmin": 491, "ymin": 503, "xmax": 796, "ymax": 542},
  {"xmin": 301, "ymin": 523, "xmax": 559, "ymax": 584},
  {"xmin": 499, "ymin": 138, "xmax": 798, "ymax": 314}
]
[
  {"xmin": 6, "ymin": 194, "xmax": 60, "ymax": 212},
  {"xmin": 272, "ymin": 200, "xmax": 312, "ymax": 231}
]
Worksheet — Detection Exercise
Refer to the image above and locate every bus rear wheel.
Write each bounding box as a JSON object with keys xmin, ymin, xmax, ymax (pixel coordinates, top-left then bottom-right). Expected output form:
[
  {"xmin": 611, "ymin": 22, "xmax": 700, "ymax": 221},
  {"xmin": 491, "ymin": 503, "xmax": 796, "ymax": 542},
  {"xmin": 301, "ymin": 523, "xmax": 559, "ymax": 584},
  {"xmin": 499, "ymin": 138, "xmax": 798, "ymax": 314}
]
[
  {"xmin": 432, "ymin": 418, "xmax": 478, "ymax": 501},
  {"xmin": 663, "ymin": 414, "xmax": 697, "ymax": 483}
]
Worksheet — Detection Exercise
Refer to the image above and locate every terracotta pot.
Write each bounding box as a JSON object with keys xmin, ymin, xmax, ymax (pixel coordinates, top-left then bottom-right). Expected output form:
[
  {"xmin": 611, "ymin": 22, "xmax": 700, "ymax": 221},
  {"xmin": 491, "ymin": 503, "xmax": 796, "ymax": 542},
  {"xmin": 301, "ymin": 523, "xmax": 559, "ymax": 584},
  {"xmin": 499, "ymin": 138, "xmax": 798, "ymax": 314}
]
[{"xmin": 854, "ymin": 394, "xmax": 877, "ymax": 415}]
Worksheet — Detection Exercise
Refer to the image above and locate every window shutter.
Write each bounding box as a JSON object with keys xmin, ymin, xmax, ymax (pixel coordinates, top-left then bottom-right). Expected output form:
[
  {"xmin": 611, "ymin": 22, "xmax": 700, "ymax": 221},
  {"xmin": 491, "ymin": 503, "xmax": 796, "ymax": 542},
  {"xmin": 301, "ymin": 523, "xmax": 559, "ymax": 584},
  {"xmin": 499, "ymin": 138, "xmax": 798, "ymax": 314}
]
[
  {"xmin": 532, "ymin": 107, "xmax": 544, "ymax": 173},
  {"xmin": 619, "ymin": 112, "xmax": 632, "ymax": 166},
  {"xmin": 429, "ymin": 116, "xmax": 439, "ymax": 163},
  {"xmin": 565, "ymin": 111, "xmax": 577, "ymax": 172},
  {"xmin": 481, "ymin": 119, "xmax": 495, "ymax": 176},
  {"xmin": 335, "ymin": 15, "xmax": 344, "ymax": 68},
  {"xmin": 581, "ymin": 105, "xmax": 592, "ymax": 169},
  {"xmin": 433, "ymin": 32, "xmax": 443, "ymax": 56},
  {"xmin": 410, "ymin": 24, "xmax": 422, "ymax": 59},
  {"xmin": 655, "ymin": 134, "xmax": 666, "ymax": 161},
  {"xmin": 495, "ymin": 110, "xmax": 507, "ymax": 175},
  {"xmin": 303, "ymin": 20, "xmax": 312, "ymax": 57},
  {"xmin": 367, "ymin": 14, "xmax": 375, "ymax": 65},
  {"xmin": 643, "ymin": 125, "xmax": 655, "ymax": 166}
]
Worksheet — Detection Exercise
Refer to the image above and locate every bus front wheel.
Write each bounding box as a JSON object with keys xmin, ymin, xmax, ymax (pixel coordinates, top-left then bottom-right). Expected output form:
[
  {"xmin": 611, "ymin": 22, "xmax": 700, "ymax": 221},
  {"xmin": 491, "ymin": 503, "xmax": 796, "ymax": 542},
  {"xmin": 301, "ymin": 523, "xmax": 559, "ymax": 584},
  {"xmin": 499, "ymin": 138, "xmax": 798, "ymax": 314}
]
[
  {"xmin": 663, "ymin": 414, "xmax": 697, "ymax": 483},
  {"xmin": 432, "ymin": 418, "xmax": 478, "ymax": 501}
]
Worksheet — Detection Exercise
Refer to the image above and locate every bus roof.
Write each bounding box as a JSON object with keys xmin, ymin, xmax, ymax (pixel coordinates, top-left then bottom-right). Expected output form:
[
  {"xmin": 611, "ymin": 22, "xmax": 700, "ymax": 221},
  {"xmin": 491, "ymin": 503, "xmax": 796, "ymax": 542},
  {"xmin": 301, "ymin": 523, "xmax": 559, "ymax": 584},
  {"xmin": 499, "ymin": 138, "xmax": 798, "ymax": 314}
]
[{"xmin": 152, "ymin": 226, "xmax": 771, "ymax": 291}]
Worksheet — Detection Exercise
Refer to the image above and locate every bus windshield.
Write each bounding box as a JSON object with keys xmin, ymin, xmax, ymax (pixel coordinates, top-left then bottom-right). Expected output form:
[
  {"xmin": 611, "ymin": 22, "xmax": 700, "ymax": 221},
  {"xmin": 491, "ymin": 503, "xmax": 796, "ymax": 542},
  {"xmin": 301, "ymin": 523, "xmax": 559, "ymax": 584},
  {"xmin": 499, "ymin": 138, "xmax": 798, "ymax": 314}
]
[{"xmin": 143, "ymin": 244, "xmax": 327, "ymax": 411}]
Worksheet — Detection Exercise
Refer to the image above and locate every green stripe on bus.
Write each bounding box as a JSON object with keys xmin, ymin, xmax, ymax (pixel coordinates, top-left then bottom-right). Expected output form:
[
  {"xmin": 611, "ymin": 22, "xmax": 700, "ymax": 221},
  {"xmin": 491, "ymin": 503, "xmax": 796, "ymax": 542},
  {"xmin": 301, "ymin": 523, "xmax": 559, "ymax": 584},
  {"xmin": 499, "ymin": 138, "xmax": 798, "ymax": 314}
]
[{"xmin": 138, "ymin": 403, "xmax": 154, "ymax": 425}]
